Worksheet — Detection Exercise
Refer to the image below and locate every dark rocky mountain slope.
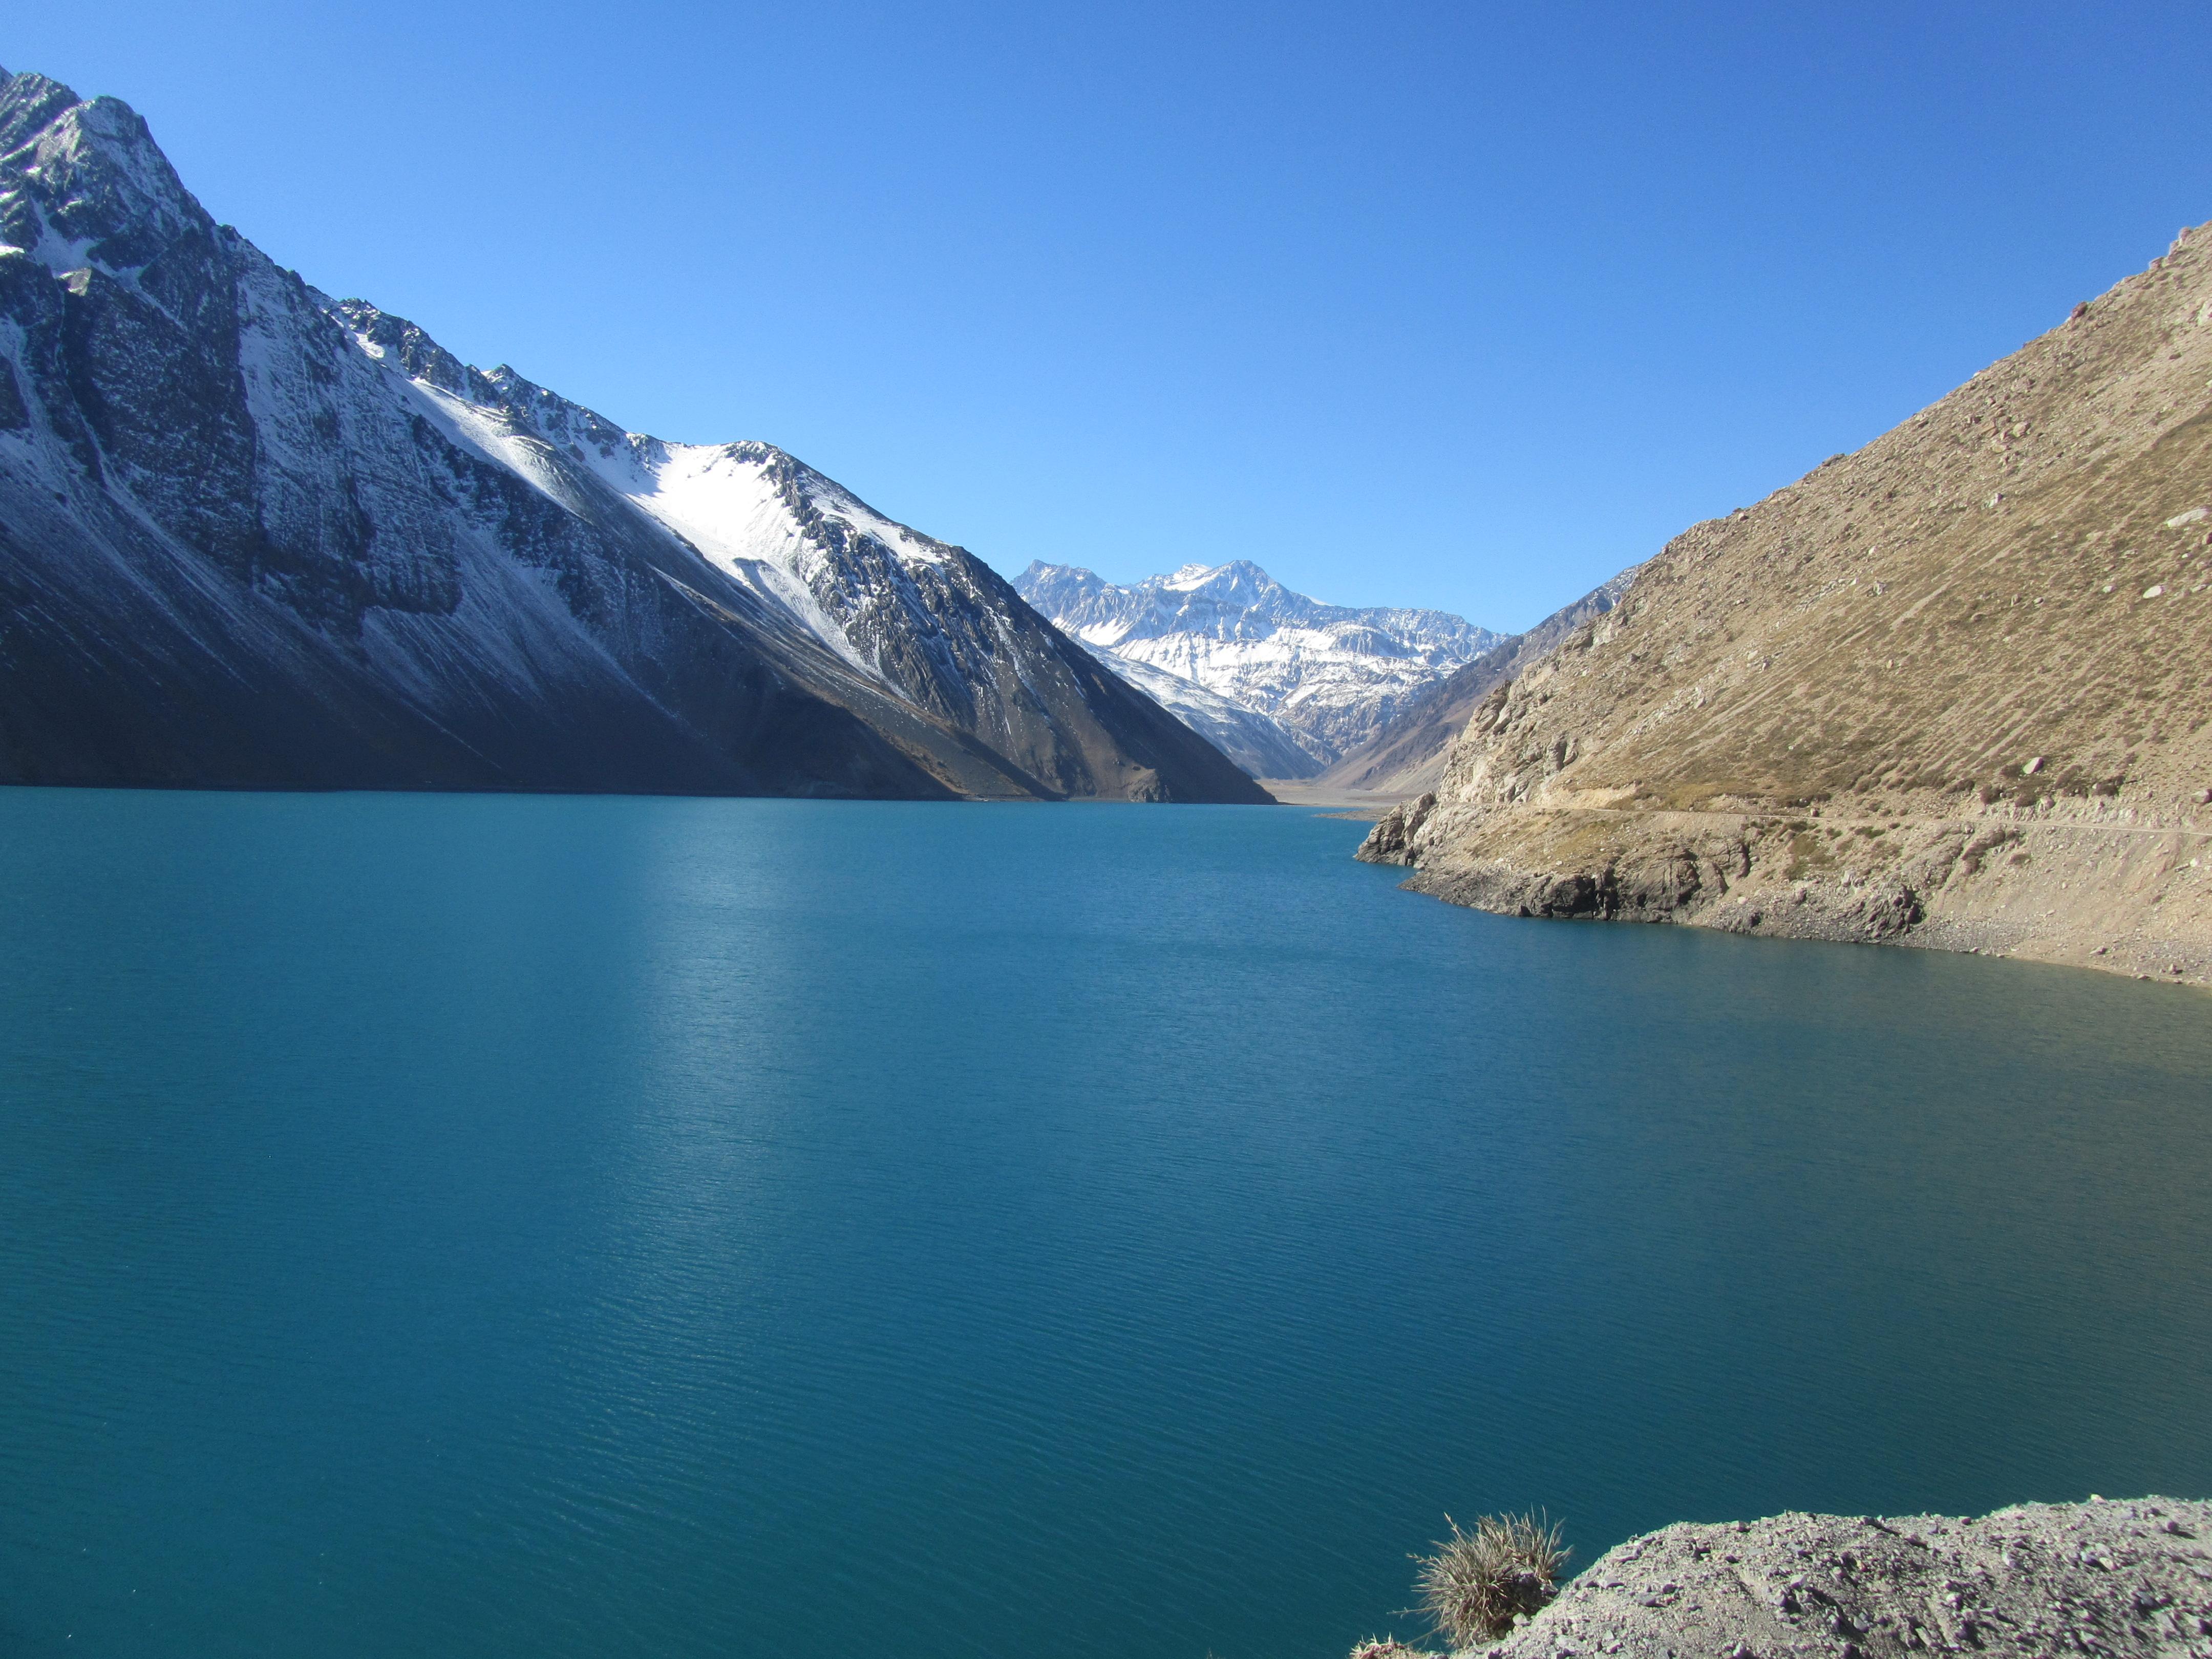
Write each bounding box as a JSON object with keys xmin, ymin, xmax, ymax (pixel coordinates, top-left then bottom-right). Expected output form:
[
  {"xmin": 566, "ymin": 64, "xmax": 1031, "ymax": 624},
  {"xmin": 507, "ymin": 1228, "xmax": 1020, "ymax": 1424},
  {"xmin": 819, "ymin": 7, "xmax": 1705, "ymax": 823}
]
[{"xmin": 0, "ymin": 68, "xmax": 1268, "ymax": 803}]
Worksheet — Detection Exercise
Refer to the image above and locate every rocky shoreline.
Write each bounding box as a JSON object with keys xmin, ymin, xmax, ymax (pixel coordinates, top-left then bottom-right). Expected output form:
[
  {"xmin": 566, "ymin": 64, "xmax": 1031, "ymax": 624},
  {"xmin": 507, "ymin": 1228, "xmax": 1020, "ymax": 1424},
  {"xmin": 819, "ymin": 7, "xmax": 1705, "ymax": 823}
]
[
  {"xmin": 1356, "ymin": 1497, "xmax": 2212, "ymax": 1658},
  {"xmin": 1360, "ymin": 793, "xmax": 2212, "ymax": 988}
]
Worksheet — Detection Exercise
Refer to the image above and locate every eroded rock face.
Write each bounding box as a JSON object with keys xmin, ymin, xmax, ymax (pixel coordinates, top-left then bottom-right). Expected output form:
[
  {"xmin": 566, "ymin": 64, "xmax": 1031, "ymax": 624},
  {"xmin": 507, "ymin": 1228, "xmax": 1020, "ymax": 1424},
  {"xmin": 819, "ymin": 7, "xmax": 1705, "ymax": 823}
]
[
  {"xmin": 0, "ymin": 67, "xmax": 1269, "ymax": 803},
  {"xmin": 1360, "ymin": 218, "xmax": 2212, "ymax": 983},
  {"xmin": 1360, "ymin": 1498, "xmax": 2212, "ymax": 1659},
  {"xmin": 1358, "ymin": 791, "xmax": 1437, "ymax": 862}
]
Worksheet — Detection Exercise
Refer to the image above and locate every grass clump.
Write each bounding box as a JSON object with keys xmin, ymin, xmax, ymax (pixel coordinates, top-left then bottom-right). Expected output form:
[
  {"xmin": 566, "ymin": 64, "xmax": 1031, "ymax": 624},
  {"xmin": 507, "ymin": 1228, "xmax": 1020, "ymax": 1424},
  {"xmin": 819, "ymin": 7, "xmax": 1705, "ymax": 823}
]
[{"xmin": 1412, "ymin": 1512, "xmax": 1568, "ymax": 1649}]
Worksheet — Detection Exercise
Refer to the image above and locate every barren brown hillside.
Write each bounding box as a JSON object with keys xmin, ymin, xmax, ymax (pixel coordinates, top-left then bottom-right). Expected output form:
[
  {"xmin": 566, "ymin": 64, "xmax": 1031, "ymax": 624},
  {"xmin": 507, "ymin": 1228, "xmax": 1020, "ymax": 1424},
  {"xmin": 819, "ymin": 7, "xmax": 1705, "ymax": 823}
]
[
  {"xmin": 1316, "ymin": 569, "xmax": 1635, "ymax": 796},
  {"xmin": 1362, "ymin": 221, "xmax": 2212, "ymax": 985}
]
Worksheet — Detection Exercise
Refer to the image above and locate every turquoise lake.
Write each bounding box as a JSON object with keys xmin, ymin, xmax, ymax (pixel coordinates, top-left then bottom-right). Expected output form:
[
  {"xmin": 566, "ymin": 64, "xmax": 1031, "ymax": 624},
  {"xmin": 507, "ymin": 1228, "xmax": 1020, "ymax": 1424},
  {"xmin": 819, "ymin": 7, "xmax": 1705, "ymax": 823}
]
[{"xmin": 2, "ymin": 790, "xmax": 2208, "ymax": 1658}]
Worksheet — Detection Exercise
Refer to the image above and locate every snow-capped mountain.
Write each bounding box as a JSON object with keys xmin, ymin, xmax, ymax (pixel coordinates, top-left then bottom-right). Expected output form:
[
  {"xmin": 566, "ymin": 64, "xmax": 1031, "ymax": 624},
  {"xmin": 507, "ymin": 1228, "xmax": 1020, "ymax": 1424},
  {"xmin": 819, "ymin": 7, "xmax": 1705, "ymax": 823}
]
[
  {"xmin": 1014, "ymin": 560, "xmax": 1500, "ymax": 776},
  {"xmin": 0, "ymin": 67, "xmax": 1267, "ymax": 803}
]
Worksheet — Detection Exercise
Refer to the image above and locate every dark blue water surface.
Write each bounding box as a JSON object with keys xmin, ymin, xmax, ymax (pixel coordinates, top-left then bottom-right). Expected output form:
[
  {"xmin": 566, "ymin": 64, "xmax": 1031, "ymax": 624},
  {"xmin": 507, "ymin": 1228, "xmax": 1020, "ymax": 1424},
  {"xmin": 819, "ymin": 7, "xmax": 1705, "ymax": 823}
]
[{"xmin": 2, "ymin": 790, "xmax": 2208, "ymax": 1658}]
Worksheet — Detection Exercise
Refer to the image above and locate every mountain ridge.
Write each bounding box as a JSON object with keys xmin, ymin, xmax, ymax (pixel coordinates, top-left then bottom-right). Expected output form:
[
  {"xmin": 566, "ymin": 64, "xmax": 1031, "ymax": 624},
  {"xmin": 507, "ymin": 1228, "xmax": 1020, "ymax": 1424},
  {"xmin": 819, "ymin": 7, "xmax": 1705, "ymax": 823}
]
[{"xmin": 0, "ymin": 66, "xmax": 1268, "ymax": 803}]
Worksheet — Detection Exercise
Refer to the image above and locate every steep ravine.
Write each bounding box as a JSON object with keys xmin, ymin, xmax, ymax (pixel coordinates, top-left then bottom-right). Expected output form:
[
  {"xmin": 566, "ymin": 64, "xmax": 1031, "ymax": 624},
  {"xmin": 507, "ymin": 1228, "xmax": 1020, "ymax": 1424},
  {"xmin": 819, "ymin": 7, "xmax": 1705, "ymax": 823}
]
[{"xmin": 1362, "ymin": 219, "xmax": 2212, "ymax": 987}]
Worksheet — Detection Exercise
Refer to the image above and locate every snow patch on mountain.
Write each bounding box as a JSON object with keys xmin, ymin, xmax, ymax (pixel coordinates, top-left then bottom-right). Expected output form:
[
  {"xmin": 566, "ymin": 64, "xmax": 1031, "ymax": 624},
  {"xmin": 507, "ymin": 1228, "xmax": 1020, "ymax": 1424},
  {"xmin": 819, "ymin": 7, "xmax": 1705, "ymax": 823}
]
[
  {"xmin": 328, "ymin": 302, "xmax": 981, "ymax": 693},
  {"xmin": 1083, "ymin": 648, "xmax": 1317, "ymax": 781},
  {"xmin": 580, "ymin": 439, "xmax": 882, "ymax": 677}
]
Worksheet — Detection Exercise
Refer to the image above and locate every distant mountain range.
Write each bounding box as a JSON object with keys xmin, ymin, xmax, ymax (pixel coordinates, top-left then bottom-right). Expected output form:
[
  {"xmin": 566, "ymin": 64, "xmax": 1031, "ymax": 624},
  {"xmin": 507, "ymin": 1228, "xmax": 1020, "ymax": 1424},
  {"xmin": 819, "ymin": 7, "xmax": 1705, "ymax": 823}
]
[
  {"xmin": 0, "ymin": 67, "xmax": 1266, "ymax": 803},
  {"xmin": 1013, "ymin": 559, "xmax": 1500, "ymax": 778}
]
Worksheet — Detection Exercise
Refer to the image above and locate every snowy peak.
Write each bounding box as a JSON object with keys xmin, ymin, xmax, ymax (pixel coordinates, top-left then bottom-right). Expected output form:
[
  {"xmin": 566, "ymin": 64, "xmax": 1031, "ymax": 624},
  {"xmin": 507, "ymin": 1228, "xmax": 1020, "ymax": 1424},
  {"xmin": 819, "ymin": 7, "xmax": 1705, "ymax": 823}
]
[
  {"xmin": 1014, "ymin": 559, "xmax": 1501, "ymax": 774},
  {"xmin": 0, "ymin": 70, "xmax": 208, "ymax": 276},
  {"xmin": 1023, "ymin": 558, "xmax": 1495, "ymax": 656},
  {"xmin": 1162, "ymin": 558, "xmax": 1278, "ymax": 598}
]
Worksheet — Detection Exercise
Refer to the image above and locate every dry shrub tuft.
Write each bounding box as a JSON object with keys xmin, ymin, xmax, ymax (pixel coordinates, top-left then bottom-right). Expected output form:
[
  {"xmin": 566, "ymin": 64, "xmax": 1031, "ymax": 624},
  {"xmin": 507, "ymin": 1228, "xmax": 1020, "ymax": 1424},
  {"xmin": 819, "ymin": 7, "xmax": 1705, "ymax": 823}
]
[{"xmin": 1412, "ymin": 1512, "xmax": 1568, "ymax": 1648}]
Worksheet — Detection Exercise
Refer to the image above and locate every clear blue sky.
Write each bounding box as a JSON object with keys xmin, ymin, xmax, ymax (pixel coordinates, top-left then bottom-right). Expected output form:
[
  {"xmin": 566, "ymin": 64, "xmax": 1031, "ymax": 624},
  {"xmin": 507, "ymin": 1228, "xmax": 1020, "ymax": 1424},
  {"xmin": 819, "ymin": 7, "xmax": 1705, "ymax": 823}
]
[{"xmin": 11, "ymin": 2, "xmax": 2210, "ymax": 629}]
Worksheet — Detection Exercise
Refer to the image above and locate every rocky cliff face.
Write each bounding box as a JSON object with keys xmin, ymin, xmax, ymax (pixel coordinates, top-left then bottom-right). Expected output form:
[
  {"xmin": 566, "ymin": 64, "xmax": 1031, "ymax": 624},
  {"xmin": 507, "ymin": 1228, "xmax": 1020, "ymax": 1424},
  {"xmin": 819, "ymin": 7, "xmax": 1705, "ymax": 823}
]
[
  {"xmin": 0, "ymin": 67, "xmax": 1269, "ymax": 803},
  {"xmin": 1362, "ymin": 218, "xmax": 2212, "ymax": 984},
  {"xmin": 1015, "ymin": 559, "xmax": 1499, "ymax": 776}
]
